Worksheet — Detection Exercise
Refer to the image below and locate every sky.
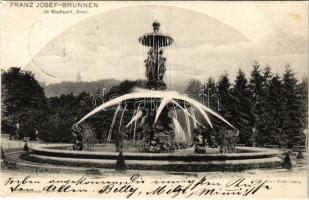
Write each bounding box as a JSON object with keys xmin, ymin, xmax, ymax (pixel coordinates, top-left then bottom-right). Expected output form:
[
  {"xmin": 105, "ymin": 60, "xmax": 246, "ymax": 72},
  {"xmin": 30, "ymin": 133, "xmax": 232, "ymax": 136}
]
[{"xmin": 1, "ymin": 1, "xmax": 308, "ymax": 87}]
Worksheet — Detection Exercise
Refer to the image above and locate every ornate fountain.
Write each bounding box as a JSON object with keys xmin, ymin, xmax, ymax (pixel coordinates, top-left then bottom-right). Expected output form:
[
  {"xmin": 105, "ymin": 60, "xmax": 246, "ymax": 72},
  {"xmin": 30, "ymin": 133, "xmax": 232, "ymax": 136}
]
[
  {"xmin": 74, "ymin": 22, "xmax": 235, "ymax": 153},
  {"xmin": 26, "ymin": 22, "xmax": 282, "ymax": 171}
]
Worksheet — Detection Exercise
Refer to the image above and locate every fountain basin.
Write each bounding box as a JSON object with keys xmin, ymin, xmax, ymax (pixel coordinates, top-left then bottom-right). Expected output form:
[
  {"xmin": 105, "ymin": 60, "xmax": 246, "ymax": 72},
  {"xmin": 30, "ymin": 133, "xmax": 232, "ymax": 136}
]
[{"xmin": 24, "ymin": 144, "xmax": 283, "ymax": 171}]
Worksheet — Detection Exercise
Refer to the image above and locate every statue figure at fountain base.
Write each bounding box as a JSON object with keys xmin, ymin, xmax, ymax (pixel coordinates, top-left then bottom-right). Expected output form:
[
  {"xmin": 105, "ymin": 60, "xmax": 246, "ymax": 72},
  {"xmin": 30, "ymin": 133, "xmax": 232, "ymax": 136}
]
[
  {"xmin": 219, "ymin": 129, "xmax": 239, "ymax": 153},
  {"xmin": 115, "ymin": 131, "xmax": 124, "ymax": 152},
  {"xmin": 72, "ymin": 125, "xmax": 83, "ymax": 151},
  {"xmin": 193, "ymin": 129, "xmax": 207, "ymax": 154}
]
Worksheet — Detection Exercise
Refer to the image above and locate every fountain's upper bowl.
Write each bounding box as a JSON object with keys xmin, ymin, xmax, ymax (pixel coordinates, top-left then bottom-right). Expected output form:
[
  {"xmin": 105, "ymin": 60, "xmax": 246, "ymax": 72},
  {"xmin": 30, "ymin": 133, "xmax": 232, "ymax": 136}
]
[{"xmin": 139, "ymin": 33, "xmax": 174, "ymax": 48}]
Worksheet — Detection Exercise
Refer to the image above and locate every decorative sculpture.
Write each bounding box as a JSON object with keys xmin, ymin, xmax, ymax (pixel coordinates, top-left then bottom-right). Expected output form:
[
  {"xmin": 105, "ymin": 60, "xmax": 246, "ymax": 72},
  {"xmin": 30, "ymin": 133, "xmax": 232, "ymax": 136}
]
[
  {"xmin": 219, "ymin": 128, "xmax": 239, "ymax": 153},
  {"xmin": 158, "ymin": 48, "xmax": 166, "ymax": 81},
  {"xmin": 72, "ymin": 125, "xmax": 83, "ymax": 151},
  {"xmin": 139, "ymin": 21, "xmax": 173, "ymax": 90}
]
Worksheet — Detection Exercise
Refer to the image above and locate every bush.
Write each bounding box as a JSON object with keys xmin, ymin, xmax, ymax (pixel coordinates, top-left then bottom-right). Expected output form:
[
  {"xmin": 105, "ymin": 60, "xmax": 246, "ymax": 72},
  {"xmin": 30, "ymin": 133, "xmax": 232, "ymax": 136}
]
[{"xmin": 39, "ymin": 114, "xmax": 74, "ymax": 143}]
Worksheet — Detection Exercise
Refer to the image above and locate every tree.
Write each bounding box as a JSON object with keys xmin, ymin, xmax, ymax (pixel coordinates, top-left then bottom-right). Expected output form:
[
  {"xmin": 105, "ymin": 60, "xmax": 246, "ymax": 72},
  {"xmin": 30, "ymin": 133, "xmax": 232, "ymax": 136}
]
[
  {"xmin": 249, "ymin": 61, "xmax": 264, "ymax": 101},
  {"xmin": 108, "ymin": 79, "xmax": 146, "ymax": 97},
  {"xmin": 39, "ymin": 112, "xmax": 75, "ymax": 143},
  {"xmin": 41, "ymin": 92, "xmax": 95, "ymax": 143},
  {"xmin": 230, "ymin": 69, "xmax": 253, "ymax": 145},
  {"xmin": 249, "ymin": 61, "xmax": 272, "ymax": 145},
  {"xmin": 281, "ymin": 65, "xmax": 305, "ymax": 147},
  {"xmin": 263, "ymin": 65, "xmax": 273, "ymax": 85},
  {"xmin": 266, "ymin": 74, "xmax": 285, "ymax": 146},
  {"xmin": 203, "ymin": 77, "xmax": 217, "ymax": 110},
  {"xmin": 216, "ymin": 73, "xmax": 233, "ymax": 122},
  {"xmin": 1, "ymin": 67, "xmax": 48, "ymax": 139},
  {"xmin": 256, "ymin": 65, "xmax": 275, "ymax": 145},
  {"xmin": 185, "ymin": 79, "xmax": 202, "ymax": 100},
  {"xmin": 299, "ymin": 77, "xmax": 308, "ymax": 132}
]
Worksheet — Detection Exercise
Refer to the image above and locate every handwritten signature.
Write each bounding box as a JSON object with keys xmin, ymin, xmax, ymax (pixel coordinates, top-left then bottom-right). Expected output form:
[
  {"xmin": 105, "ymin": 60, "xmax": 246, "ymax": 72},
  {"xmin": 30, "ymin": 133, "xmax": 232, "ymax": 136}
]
[{"xmin": 3, "ymin": 174, "xmax": 272, "ymax": 198}]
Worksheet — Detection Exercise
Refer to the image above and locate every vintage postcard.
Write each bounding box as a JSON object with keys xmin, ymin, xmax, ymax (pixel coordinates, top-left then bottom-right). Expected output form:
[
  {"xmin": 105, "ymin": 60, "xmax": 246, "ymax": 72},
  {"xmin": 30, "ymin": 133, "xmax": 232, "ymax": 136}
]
[{"xmin": 0, "ymin": 1, "xmax": 308, "ymax": 199}]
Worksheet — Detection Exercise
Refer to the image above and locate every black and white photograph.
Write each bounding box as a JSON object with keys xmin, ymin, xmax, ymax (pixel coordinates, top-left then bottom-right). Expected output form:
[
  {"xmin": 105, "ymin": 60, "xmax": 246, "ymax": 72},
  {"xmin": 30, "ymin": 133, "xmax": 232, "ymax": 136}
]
[{"xmin": 0, "ymin": 1, "xmax": 308, "ymax": 199}]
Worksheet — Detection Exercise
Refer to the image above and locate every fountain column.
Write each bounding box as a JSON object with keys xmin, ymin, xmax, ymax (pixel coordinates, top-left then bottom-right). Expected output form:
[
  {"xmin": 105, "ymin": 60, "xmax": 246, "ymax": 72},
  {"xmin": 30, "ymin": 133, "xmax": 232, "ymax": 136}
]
[
  {"xmin": 139, "ymin": 21, "xmax": 174, "ymax": 90},
  {"xmin": 138, "ymin": 22, "xmax": 175, "ymax": 151}
]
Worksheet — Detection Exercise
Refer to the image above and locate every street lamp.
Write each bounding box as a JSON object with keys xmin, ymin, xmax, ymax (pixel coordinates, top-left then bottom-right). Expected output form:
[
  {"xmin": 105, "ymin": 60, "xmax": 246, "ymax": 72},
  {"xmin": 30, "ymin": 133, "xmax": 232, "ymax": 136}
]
[
  {"xmin": 211, "ymin": 94, "xmax": 221, "ymax": 111},
  {"xmin": 35, "ymin": 128, "xmax": 39, "ymax": 141},
  {"xmin": 251, "ymin": 93, "xmax": 260, "ymax": 148},
  {"xmin": 198, "ymin": 93, "xmax": 206, "ymax": 105},
  {"xmin": 252, "ymin": 127, "xmax": 256, "ymax": 147},
  {"xmin": 15, "ymin": 123, "xmax": 20, "ymax": 140},
  {"xmin": 200, "ymin": 86, "xmax": 221, "ymax": 112},
  {"xmin": 303, "ymin": 129, "xmax": 308, "ymax": 151}
]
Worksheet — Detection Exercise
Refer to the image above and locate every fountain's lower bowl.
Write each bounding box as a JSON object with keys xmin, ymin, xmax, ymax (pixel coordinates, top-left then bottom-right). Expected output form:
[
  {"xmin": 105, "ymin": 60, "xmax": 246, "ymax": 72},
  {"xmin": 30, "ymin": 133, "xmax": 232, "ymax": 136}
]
[{"xmin": 26, "ymin": 144, "xmax": 282, "ymax": 171}]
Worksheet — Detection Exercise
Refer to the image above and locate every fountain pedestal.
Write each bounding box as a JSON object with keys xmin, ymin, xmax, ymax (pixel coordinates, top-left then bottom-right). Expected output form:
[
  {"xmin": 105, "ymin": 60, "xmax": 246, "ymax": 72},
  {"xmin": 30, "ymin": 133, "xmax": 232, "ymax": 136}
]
[{"xmin": 137, "ymin": 21, "xmax": 176, "ymax": 152}]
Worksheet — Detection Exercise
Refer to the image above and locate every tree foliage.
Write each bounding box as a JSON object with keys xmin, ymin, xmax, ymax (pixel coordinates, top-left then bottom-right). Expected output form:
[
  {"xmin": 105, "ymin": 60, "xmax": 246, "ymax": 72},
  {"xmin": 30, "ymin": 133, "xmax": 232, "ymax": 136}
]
[
  {"xmin": 1, "ymin": 67, "xmax": 48, "ymax": 139},
  {"xmin": 41, "ymin": 79, "xmax": 119, "ymax": 97},
  {"xmin": 185, "ymin": 63, "xmax": 307, "ymax": 147},
  {"xmin": 280, "ymin": 66, "xmax": 306, "ymax": 147},
  {"xmin": 185, "ymin": 79, "xmax": 202, "ymax": 99},
  {"xmin": 230, "ymin": 70, "xmax": 253, "ymax": 145}
]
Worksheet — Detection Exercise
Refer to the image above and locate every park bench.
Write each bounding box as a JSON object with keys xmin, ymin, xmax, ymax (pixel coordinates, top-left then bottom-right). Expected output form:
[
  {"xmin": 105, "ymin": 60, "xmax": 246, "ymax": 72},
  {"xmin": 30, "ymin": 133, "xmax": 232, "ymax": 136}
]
[
  {"xmin": 293, "ymin": 146, "xmax": 305, "ymax": 152},
  {"xmin": 264, "ymin": 144, "xmax": 278, "ymax": 149},
  {"xmin": 1, "ymin": 134, "xmax": 10, "ymax": 139},
  {"xmin": 236, "ymin": 144, "xmax": 245, "ymax": 147}
]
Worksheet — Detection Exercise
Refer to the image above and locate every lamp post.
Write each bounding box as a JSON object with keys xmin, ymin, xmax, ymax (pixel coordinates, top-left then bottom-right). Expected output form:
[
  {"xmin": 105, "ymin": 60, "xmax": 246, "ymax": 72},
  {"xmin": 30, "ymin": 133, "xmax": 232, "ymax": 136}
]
[
  {"xmin": 303, "ymin": 129, "xmax": 308, "ymax": 151},
  {"xmin": 252, "ymin": 127, "xmax": 256, "ymax": 147},
  {"xmin": 15, "ymin": 123, "xmax": 20, "ymax": 140},
  {"xmin": 35, "ymin": 128, "xmax": 39, "ymax": 141},
  {"xmin": 200, "ymin": 86, "xmax": 221, "ymax": 111},
  {"xmin": 251, "ymin": 93, "xmax": 259, "ymax": 148},
  {"xmin": 207, "ymin": 88, "xmax": 210, "ymax": 108},
  {"xmin": 211, "ymin": 94, "xmax": 221, "ymax": 111}
]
